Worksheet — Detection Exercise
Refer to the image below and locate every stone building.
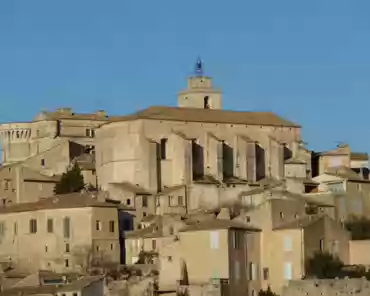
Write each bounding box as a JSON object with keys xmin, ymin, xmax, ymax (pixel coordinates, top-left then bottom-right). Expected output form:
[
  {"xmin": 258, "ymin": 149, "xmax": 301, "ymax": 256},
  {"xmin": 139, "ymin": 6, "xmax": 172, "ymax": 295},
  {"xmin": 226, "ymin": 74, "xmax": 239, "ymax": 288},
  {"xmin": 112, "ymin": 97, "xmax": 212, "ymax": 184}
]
[
  {"xmin": 0, "ymin": 108, "xmax": 109, "ymax": 166},
  {"xmin": 0, "ymin": 192, "xmax": 132, "ymax": 273},
  {"xmin": 95, "ymin": 61, "xmax": 311, "ymax": 225}
]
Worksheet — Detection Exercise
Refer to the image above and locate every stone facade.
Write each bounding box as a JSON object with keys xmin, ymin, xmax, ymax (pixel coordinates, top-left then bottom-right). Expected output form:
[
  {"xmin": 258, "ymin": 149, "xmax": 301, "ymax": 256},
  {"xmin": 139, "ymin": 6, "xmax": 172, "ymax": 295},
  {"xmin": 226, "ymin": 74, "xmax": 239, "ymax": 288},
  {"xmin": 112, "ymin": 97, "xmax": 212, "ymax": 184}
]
[{"xmin": 283, "ymin": 279, "xmax": 370, "ymax": 296}]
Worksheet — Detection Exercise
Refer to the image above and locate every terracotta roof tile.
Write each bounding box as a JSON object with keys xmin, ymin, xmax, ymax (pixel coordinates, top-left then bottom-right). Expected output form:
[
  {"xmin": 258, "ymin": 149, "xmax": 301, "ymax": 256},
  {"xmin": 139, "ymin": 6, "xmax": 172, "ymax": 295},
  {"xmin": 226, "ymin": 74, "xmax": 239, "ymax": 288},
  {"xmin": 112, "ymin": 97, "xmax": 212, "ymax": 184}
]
[
  {"xmin": 0, "ymin": 192, "xmax": 122, "ymax": 214},
  {"xmin": 107, "ymin": 106, "xmax": 300, "ymax": 127},
  {"xmin": 179, "ymin": 218, "xmax": 261, "ymax": 233}
]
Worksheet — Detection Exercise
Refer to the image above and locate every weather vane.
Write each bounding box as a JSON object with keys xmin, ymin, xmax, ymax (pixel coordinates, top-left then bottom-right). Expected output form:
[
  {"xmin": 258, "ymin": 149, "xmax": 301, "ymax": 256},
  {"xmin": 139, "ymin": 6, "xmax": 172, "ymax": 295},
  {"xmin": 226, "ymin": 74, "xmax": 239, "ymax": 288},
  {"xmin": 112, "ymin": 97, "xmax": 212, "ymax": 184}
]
[{"xmin": 194, "ymin": 57, "xmax": 204, "ymax": 76}]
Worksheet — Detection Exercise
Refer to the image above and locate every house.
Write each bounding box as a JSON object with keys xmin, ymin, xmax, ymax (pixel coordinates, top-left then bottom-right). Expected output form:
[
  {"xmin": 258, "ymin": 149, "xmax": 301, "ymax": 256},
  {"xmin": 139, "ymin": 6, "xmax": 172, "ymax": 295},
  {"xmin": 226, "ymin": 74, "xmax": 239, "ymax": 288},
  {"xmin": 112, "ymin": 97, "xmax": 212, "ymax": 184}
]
[
  {"xmin": 0, "ymin": 192, "xmax": 132, "ymax": 272},
  {"xmin": 245, "ymin": 198, "xmax": 349, "ymax": 294}
]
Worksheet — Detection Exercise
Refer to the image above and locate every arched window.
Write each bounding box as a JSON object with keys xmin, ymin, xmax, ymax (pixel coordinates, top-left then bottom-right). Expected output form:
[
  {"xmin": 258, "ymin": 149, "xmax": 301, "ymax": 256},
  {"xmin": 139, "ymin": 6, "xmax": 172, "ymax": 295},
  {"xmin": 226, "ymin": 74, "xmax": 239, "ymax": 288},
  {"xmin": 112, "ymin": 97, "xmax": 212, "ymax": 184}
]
[{"xmin": 204, "ymin": 96, "xmax": 210, "ymax": 109}]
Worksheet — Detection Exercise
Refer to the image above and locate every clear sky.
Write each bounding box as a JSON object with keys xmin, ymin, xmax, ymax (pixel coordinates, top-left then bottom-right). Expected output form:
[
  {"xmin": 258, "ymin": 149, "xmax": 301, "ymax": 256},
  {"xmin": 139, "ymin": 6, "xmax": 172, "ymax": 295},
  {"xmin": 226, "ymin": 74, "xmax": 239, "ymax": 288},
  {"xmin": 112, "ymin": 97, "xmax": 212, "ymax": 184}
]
[{"xmin": 0, "ymin": 0, "xmax": 370, "ymax": 153}]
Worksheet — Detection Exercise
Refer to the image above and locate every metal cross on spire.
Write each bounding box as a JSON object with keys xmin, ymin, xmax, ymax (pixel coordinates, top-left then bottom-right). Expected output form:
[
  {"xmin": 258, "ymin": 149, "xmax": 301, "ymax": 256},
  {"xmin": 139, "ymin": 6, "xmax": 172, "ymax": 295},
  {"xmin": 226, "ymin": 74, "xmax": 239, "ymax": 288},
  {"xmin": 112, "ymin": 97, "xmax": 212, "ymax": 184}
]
[{"xmin": 194, "ymin": 57, "xmax": 204, "ymax": 76}]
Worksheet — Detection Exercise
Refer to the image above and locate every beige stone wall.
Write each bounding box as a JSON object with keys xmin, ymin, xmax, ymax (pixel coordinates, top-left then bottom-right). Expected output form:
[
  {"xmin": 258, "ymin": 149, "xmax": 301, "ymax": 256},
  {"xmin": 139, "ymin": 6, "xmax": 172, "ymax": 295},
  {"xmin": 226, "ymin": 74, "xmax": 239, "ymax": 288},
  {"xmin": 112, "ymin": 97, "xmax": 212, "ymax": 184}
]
[
  {"xmin": 349, "ymin": 240, "xmax": 370, "ymax": 266},
  {"xmin": 0, "ymin": 165, "xmax": 57, "ymax": 205},
  {"xmin": 0, "ymin": 206, "xmax": 120, "ymax": 272},
  {"xmin": 180, "ymin": 229, "xmax": 230, "ymax": 283},
  {"xmin": 96, "ymin": 116, "xmax": 302, "ymax": 211},
  {"xmin": 283, "ymin": 279, "xmax": 370, "ymax": 296}
]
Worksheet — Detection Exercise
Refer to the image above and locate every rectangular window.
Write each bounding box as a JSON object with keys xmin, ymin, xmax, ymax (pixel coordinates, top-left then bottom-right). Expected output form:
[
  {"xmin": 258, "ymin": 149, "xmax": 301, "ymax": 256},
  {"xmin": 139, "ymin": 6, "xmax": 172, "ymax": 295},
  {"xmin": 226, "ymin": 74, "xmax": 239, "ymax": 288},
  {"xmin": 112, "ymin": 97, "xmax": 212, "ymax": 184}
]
[
  {"xmin": 65, "ymin": 259, "xmax": 69, "ymax": 267},
  {"xmin": 86, "ymin": 128, "xmax": 95, "ymax": 137},
  {"xmin": 178, "ymin": 196, "xmax": 184, "ymax": 206},
  {"xmin": 284, "ymin": 262, "xmax": 293, "ymax": 280},
  {"xmin": 234, "ymin": 261, "xmax": 240, "ymax": 280},
  {"xmin": 47, "ymin": 218, "xmax": 53, "ymax": 233},
  {"xmin": 41, "ymin": 159, "xmax": 45, "ymax": 167},
  {"xmin": 96, "ymin": 220, "xmax": 102, "ymax": 231},
  {"xmin": 320, "ymin": 238, "xmax": 324, "ymax": 252},
  {"xmin": 249, "ymin": 262, "xmax": 257, "ymax": 280},
  {"xmin": 109, "ymin": 220, "xmax": 115, "ymax": 233},
  {"xmin": 232, "ymin": 231, "xmax": 243, "ymax": 249},
  {"xmin": 142, "ymin": 196, "xmax": 148, "ymax": 207},
  {"xmin": 0, "ymin": 222, "xmax": 5, "ymax": 237},
  {"xmin": 13, "ymin": 222, "xmax": 17, "ymax": 235},
  {"xmin": 29, "ymin": 219, "xmax": 37, "ymax": 234},
  {"xmin": 65, "ymin": 243, "xmax": 70, "ymax": 253},
  {"xmin": 210, "ymin": 231, "xmax": 219, "ymax": 249},
  {"xmin": 152, "ymin": 239, "xmax": 156, "ymax": 250},
  {"xmin": 160, "ymin": 138, "xmax": 167, "ymax": 160},
  {"xmin": 63, "ymin": 217, "xmax": 70, "ymax": 238},
  {"xmin": 283, "ymin": 236, "xmax": 293, "ymax": 251},
  {"xmin": 263, "ymin": 267, "xmax": 269, "ymax": 280}
]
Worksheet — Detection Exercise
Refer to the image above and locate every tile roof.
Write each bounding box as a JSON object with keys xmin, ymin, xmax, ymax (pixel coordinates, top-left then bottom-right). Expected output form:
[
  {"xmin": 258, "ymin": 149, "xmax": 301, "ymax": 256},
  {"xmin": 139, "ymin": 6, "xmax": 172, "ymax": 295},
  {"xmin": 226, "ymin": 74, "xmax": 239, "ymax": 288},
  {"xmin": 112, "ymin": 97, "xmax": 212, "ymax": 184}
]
[
  {"xmin": 108, "ymin": 182, "xmax": 152, "ymax": 195},
  {"xmin": 284, "ymin": 158, "xmax": 307, "ymax": 165},
  {"xmin": 350, "ymin": 152, "xmax": 369, "ymax": 161},
  {"xmin": 106, "ymin": 106, "xmax": 300, "ymax": 127},
  {"xmin": 0, "ymin": 192, "xmax": 122, "ymax": 214},
  {"xmin": 179, "ymin": 218, "xmax": 261, "ymax": 233},
  {"xmin": 273, "ymin": 214, "xmax": 329, "ymax": 230},
  {"xmin": 324, "ymin": 166, "xmax": 368, "ymax": 182},
  {"xmin": 1, "ymin": 275, "xmax": 103, "ymax": 296}
]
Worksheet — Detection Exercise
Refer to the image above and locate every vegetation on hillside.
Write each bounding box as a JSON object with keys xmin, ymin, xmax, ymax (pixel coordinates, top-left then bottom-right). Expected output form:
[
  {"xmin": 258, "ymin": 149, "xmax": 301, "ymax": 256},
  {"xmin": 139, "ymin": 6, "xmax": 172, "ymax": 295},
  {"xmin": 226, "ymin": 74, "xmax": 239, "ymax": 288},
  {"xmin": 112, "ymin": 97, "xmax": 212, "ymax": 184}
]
[{"xmin": 54, "ymin": 164, "xmax": 85, "ymax": 194}]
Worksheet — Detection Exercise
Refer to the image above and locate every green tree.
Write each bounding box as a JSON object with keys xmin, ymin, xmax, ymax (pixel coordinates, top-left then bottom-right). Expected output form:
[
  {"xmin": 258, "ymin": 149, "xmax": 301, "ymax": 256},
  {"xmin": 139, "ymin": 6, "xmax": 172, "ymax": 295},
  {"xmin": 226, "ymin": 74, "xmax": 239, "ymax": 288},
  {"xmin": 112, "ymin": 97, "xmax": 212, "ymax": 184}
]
[
  {"xmin": 345, "ymin": 217, "xmax": 370, "ymax": 240},
  {"xmin": 54, "ymin": 164, "xmax": 85, "ymax": 194},
  {"xmin": 258, "ymin": 286, "xmax": 279, "ymax": 296},
  {"xmin": 305, "ymin": 251, "xmax": 343, "ymax": 279}
]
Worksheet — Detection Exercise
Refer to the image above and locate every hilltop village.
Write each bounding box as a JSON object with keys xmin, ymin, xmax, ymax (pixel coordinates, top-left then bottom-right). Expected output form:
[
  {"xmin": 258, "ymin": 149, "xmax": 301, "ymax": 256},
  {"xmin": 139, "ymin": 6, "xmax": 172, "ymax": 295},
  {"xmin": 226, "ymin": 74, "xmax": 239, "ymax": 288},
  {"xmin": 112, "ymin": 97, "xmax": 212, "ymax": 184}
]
[{"xmin": 0, "ymin": 62, "xmax": 369, "ymax": 296}]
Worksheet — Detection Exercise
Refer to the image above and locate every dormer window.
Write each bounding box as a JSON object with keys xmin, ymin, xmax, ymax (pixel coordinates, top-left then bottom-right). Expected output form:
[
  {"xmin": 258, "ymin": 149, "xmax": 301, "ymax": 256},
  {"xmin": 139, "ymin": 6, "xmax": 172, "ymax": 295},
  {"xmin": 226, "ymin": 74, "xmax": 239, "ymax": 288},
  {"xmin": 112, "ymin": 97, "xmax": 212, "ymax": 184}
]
[{"xmin": 204, "ymin": 96, "xmax": 210, "ymax": 109}]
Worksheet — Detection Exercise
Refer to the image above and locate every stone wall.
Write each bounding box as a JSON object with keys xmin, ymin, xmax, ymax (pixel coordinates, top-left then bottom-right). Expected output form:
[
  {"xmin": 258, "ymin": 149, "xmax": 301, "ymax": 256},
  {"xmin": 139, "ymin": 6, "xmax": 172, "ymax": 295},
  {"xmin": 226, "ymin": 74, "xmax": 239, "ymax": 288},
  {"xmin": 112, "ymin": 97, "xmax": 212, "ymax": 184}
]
[{"xmin": 283, "ymin": 279, "xmax": 370, "ymax": 296}]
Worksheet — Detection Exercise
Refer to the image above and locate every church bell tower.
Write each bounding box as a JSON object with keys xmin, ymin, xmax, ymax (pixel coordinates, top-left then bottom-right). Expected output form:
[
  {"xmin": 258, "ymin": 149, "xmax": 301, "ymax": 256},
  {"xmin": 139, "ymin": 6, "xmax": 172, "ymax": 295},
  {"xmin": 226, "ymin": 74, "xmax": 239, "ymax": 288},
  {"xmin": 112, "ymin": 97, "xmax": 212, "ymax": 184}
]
[{"xmin": 177, "ymin": 58, "xmax": 222, "ymax": 110}]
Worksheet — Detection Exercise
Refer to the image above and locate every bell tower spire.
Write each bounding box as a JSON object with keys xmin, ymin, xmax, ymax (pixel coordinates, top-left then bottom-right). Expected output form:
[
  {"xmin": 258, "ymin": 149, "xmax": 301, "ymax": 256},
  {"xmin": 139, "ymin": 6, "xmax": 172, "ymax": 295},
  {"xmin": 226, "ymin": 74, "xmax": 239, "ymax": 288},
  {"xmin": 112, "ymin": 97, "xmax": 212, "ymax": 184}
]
[
  {"xmin": 194, "ymin": 57, "xmax": 204, "ymax": 76},
  {"xmin": 177, "ymin": 58, "xmax": 222, "ymax": 110}
]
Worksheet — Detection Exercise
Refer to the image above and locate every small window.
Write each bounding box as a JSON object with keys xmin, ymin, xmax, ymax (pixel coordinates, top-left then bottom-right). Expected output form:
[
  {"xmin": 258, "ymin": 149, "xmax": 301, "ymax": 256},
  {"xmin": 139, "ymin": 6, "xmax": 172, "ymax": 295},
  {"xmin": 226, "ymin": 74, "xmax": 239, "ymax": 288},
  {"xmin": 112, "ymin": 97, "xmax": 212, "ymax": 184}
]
[
  {"xmin": 143, "ymin": 212, "xmax": 147, "ymax": 217},
  {"xmin": 96, "ymin": 220, "xmax": 102, "ymax": 231},
  {"xmin": 29, "ymin": 219, "xmax": 37, "ymax": 234},
  {"xmin": 178, "ymin": 196, "xmax": 184, "ymax": 206},
  {"xmin": 96, "ymin": 245, "xmax": 100, "ymax": 252},
  {"xmin": 0, "ymin": 222, "xmax": 6, "ymax": 237},
  {"xmin": 168, "ymin": 256, "xmax": 172, "ymax": 262},
  {"xmin": 169, "ymin": 226, "xmax": 174, "ymax": 235},
  {"xmin": 41, "ymin": 159, "xmax": 45, "ymax": 167},
  {"xmin": 248, "ymin": 262, "xmax": 257, "ymax": 280},
  {"xmin": 45, "ymin": 245, "xmax": 48, "ymax": 253},
  {"xmin": 65, "ymin": 243, "xmax": 70, "ymax": 253},
  {"xmin": 210, "ymin": 231, "xmax": 219, "ymax": 249},
  {"xmin": 126, "ymin": 198, "xmax": 131, "ymax": 206},
  {"xmin": 284, "ymin": 236, "xmax": 293, "ymax": 251},
  {"xmin": 320, "ymin": 238, "xmax": 324, "ymax": 252},
  {"xmin": 109, "ymin": 220, "xmax": 115, "ymax": 233},
  {"xmin": 280, "ymin": 212, "xmax": 284, "ymax": 219},
  {"xmin": 204, "ymin": 96, "xmax": 210, "ymax": 109},
  {"xmin": 63, "ymin": 217, "xmax": 70, "ymax": 238},
  {"xmin": 263, "ymin": 267, "xmax": 269, "ymax": 280},
  {"xmin": 13, "ymin": 222, "xmax": 17, "ymax": 235},
  {"xmin": 246, "ymin": 216, "xmax": 251, "ymax": 223},
  {"xmin": 73, "ymin": 293, "xmax": 78, "ymax": 296},
  {"xmin": 47, "ymin": 218, "xmax": 53, "ymax": 233},
  {"xmin": 152, "ymin": 240, "xmax": 156, "ymax": 250},
  {"xmin": 85, "ymin": 128, "xmax": 95, "ymax": 137},
  {"xmin": 142, "ymin": 196, "xmax": 148, "ymax": 207},
  {"xmin": 64, "ymin": 259, "xmax": 69, "ymax": 267},
  {"xmin": 160, "ymin": 138, "xmax": 167, "ymax": 160},
  {"xmin": 110, "ymin": 243, "xmax": 114, "ymax": 250}
]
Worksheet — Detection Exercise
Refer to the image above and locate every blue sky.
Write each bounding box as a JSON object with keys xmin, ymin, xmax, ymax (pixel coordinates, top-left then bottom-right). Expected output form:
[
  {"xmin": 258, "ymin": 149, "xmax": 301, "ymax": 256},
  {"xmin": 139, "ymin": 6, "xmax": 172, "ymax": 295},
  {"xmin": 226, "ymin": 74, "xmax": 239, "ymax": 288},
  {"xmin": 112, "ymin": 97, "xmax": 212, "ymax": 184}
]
[{"xmin": 0, "ymin": 0, "xmax": 370, "ymax": 153}]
